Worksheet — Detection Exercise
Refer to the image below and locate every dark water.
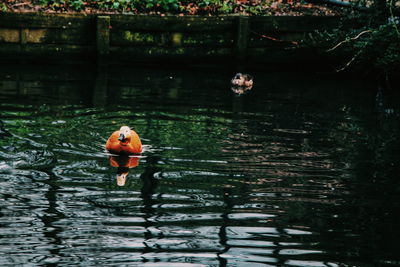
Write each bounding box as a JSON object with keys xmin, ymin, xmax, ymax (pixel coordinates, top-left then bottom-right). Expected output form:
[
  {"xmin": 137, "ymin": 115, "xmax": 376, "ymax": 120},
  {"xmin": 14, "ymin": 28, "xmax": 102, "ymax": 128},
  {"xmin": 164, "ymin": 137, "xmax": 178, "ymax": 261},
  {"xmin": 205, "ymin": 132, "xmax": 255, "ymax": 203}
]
[{"xmin": 0, "ymin": 64, "xmax": 399, "ymax": 267}]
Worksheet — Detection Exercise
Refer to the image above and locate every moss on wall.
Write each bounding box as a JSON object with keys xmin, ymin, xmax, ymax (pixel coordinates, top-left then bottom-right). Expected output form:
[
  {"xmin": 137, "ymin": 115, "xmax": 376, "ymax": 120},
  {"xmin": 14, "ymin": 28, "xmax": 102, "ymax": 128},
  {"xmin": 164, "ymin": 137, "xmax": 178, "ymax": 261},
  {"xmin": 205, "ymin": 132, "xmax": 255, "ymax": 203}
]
[{"xmin": 0, "ymin": 12, "xmax": 346, "ymax": 64}]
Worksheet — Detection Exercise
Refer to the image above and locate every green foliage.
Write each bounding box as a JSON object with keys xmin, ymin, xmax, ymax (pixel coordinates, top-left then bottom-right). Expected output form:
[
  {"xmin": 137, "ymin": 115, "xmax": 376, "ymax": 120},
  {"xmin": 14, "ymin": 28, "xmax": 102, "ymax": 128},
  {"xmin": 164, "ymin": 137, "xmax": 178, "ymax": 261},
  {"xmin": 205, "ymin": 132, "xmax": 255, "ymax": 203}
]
[
  {"xmin": 245, "ymin": 4, "xmax": 262, "ymax": 14},
  {"xmin": 218, "ymin": 2, "xmax": 233, "ymax": 13},
  {"xmin": 35, "ymin": 0, "xmax": 182, "ymax": 12},
  {"xmin": 0, "ymin": 2, "xmax": 9, "ymax": 12},
  {"xmin": 346, "ymin": 18, "xmax": 400, "ymax": 72},
  {"xmin": 34, "ymin": 0, "xmax": 272, "ymax": 14},
  {"xmin": 370, "ymin": 22, "xmax": 400, "ymax": 69},
  {"xmin": 71, "ymin": 0, "xmax": 85, "ymax": 10},
  {"xmin": 319, "ymin": 8, "xmax": 400, "ymax": 74},
  {"xmin": 191, "ymin": 0, "xmax": 265, "ymax": 14}
]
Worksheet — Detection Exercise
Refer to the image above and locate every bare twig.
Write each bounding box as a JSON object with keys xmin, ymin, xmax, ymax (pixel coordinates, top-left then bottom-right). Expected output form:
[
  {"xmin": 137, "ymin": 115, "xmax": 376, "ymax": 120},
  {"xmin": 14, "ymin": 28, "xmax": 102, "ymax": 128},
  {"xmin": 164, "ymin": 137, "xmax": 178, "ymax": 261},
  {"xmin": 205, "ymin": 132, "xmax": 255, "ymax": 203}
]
[
  {"xmin": 336, "ymin": 50, "xmax": 362, "ymax": 72},
  {"xmin": 250, "ymin": 30, "xmax": 299, "ymax": 45},
  {"xmin": 12, "ymin": 2, "xmax": 32, "ymax": 7},
  {"xmin": 327, "ymin": 30, "xmax": 372, "ymax": 52}
]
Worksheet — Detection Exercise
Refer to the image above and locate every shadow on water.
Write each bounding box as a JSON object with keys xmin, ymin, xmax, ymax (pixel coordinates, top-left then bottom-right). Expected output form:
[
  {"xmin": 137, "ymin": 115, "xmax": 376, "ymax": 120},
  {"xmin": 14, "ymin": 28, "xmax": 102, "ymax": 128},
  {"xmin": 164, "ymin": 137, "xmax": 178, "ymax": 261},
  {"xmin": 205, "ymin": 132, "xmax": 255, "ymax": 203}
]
[{"xmin": 0, "ymin": 63, "xmax": 400, "ymax": 266}]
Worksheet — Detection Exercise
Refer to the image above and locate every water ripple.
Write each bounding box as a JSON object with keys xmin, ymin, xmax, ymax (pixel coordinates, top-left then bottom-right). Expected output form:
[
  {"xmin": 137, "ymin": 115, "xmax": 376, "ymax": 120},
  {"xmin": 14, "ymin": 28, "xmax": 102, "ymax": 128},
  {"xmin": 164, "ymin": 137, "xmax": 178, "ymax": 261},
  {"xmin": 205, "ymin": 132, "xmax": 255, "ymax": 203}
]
[{"xmin": 1, "ymin": 65, "xmax": 398, "ymax": 266}]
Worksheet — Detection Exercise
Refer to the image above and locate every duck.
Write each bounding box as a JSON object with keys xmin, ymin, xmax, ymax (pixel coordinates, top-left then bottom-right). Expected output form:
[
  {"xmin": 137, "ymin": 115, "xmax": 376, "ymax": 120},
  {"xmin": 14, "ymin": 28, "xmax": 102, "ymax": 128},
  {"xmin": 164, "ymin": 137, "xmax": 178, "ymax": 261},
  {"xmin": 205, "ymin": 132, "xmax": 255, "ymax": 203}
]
[
  {"xmin": 231, "ymin": 73, "xmax": 253, "ymax": 87},
  {"xmin": 106, "ymin": 126, "xmax": 142, "ymax": 155}
]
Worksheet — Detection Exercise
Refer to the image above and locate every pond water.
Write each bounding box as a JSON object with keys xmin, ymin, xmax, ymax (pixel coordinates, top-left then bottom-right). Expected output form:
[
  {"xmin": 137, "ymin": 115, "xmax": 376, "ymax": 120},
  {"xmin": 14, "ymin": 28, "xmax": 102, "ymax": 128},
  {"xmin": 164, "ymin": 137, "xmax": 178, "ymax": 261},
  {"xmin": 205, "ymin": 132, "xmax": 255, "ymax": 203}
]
[{"xmin": 0, "ymin": 64, "xmax": 399, "ymax": 267}]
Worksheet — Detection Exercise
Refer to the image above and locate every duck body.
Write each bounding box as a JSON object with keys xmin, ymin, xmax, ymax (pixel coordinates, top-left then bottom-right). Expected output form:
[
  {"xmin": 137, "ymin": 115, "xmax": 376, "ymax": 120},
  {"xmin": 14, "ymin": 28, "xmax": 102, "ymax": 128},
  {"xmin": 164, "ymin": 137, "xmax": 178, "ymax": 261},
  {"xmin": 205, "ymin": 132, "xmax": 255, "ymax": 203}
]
[
  {"xmin": 231, "ymin": 73, "xmax": 253, "ymax": 87},
  {"xmin": 106, "ymin": 126, "xmax": 142, "ymax": 155}
]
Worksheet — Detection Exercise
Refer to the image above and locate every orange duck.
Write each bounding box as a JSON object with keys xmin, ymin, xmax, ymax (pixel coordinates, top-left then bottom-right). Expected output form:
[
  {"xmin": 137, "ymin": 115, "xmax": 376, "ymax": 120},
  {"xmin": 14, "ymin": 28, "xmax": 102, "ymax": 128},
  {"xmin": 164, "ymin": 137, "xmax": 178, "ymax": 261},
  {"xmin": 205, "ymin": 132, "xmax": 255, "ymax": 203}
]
[{"xmin": 106, "ymin": 126, "xmax": 142, "ymax": 155}]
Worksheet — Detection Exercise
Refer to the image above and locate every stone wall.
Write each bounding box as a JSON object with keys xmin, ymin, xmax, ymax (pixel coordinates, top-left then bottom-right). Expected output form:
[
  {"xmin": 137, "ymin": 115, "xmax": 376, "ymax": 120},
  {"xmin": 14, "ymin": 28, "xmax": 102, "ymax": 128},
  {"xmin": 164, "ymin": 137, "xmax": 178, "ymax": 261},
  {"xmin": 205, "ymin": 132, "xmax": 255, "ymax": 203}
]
[{"xmin": 0, "ymin": 13, "xmax": 347, "ymax": 65}]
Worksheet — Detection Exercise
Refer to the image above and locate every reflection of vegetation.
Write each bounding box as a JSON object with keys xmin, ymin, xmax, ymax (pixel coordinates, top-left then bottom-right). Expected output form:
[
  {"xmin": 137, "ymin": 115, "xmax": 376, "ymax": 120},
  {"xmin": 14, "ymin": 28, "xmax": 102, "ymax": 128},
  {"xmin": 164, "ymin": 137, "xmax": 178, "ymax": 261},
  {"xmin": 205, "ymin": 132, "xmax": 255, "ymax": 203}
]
[
  {"xmin": 333, "ymin": 104, "xmax": 399, "ymax": 174},
  {"xmin": 141, "ymin": 111, "xmax": 231, "ymax": 159}
]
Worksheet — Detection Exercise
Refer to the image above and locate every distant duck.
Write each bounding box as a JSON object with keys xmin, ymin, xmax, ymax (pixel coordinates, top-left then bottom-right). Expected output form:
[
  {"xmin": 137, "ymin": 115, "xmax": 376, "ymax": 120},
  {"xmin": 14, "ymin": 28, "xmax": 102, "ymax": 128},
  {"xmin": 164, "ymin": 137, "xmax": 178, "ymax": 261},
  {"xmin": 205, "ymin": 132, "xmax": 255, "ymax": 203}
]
[
  {"xmin": 231, "ymin": 73, "xmax": 253, "ymax": 87},
  {"xmin": 106, "ymin": 126, "xmax": 142, "ymax": 155}
]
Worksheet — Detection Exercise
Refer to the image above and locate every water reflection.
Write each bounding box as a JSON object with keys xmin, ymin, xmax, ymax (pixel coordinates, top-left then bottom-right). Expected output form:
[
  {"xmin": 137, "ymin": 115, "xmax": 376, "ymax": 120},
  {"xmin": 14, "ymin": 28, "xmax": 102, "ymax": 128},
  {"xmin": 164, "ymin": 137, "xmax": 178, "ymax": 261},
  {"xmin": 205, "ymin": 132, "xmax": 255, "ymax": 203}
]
[
  {"xmin": 109, "ymin": 156, "xmax": 140, "ymax": 186},
  {"xmin": 231, "ymin": 84, "xmax": 253, "ymax": 95},
  {"xmin": 0, "ymin": 63, "xmax": 399, "ymax": 266}
]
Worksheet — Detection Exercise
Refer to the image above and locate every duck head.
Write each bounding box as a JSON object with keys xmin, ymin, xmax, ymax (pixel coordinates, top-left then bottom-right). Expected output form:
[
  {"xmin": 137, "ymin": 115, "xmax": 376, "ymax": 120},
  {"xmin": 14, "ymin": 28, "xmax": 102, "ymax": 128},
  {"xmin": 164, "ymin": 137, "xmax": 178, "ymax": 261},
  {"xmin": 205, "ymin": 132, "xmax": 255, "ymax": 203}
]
[
  {"xmin": 118, "ymin": 126, "xmax": 132, "ymax": 143},
  {"xmin": 231, "ymin": 73, "xmax": 244, "ymax": 86}
]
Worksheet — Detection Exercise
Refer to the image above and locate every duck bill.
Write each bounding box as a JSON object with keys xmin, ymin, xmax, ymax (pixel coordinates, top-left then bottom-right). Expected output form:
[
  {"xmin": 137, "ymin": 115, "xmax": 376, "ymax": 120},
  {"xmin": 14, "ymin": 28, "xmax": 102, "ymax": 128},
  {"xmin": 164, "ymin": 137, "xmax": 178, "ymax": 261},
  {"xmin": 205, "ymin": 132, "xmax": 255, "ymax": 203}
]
[{"xmin": 118, "ymin": 133, "xmax": 125, "ymax": 142}]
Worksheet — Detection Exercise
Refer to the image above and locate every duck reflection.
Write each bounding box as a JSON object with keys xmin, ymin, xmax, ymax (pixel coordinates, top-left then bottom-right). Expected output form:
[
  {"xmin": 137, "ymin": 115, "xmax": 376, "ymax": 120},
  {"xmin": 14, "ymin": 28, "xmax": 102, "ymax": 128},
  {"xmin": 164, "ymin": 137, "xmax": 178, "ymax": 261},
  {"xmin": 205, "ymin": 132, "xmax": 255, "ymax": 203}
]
[
  {"xmin": 108, "ymin": 156, "xmax": 140, "ymax": 186},
  {"xmin": 231, "ymin": 85, "xmax": 252, "ymax": 95}
]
